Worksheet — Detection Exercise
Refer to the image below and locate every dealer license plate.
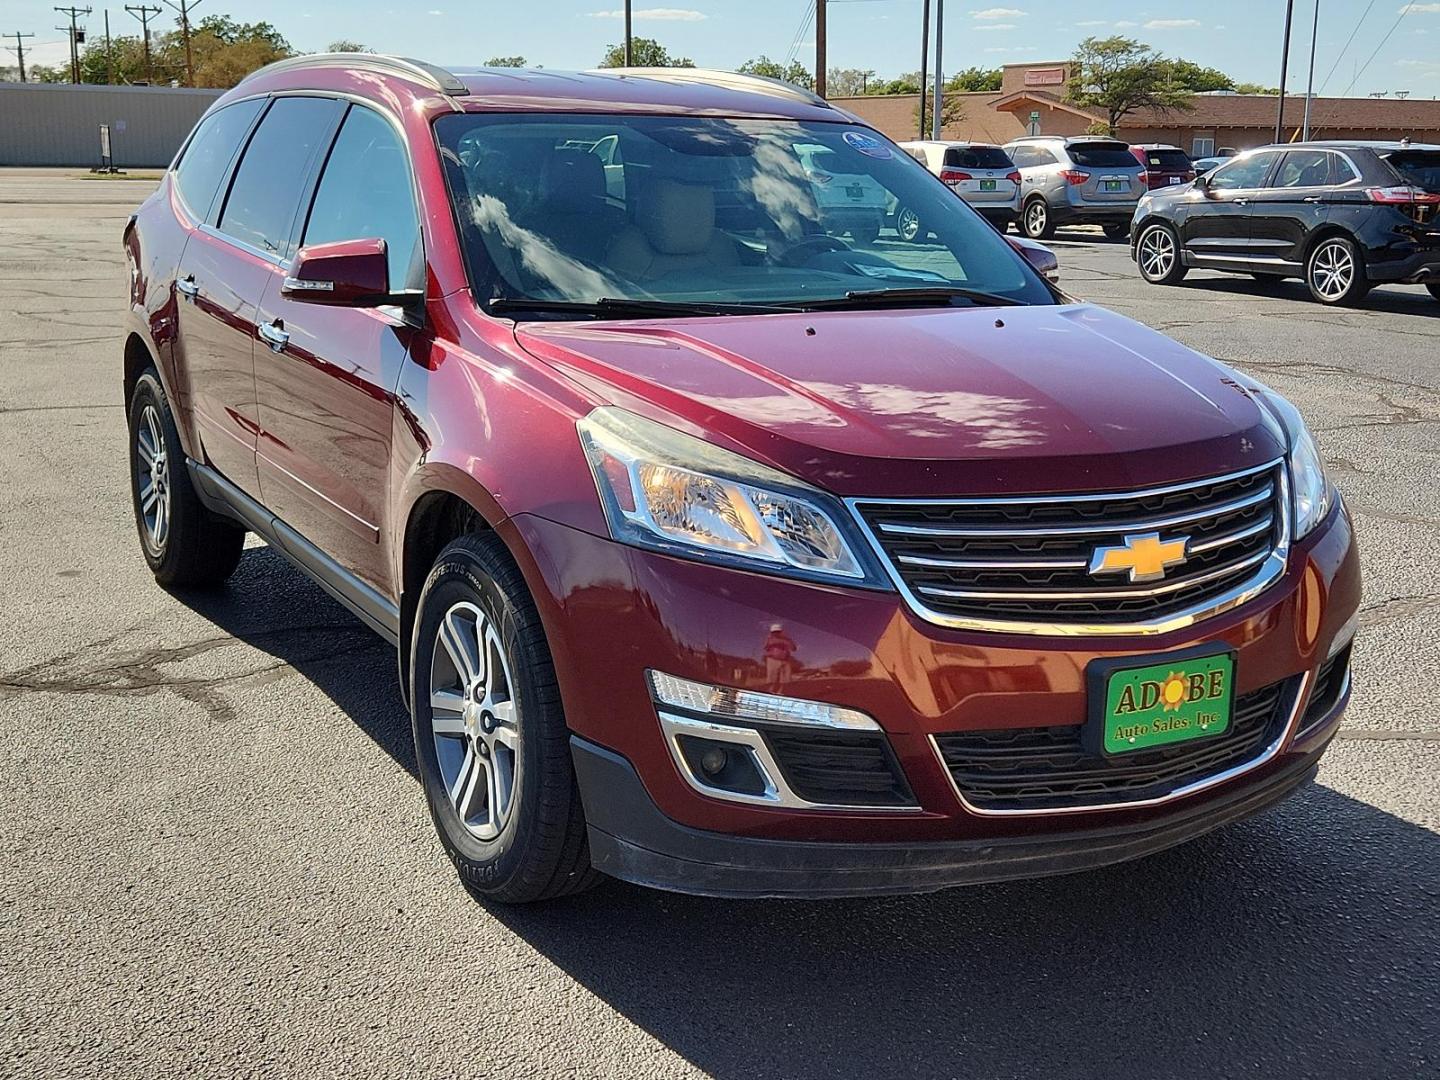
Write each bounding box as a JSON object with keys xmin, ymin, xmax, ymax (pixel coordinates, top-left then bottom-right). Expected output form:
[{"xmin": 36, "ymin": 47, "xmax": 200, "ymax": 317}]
[
  {"xmin": 846, "ymin": 184, "xmax": 864, "ymax": 199},
  {"xmin": 1096, "ymin": 653, "xmax": 1234, "ymax": 755},
  {"xmin": 980, "ymin": 179, "xmax": 996, "ymax": 191},
  {"xmin": 1104, "ymin": 179, "xmax": 1126, "ymax": 192}
]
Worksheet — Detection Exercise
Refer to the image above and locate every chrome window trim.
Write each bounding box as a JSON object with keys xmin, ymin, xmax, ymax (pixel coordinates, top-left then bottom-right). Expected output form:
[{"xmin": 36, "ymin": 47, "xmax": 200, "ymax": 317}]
[
  {"xmin": 658, "ymin": 711, "xmax": 921, "ymax": 813},
  {"xmin": 930, "ymin": 668, "xmax": 1314, "ymax": 817},
  {"xmin": 846, "ymin": 460, "xmax": 1291, "ymax": 637}
]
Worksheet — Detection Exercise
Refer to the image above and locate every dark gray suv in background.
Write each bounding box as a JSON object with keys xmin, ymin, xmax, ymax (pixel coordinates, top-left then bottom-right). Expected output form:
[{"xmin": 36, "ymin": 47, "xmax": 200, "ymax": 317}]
[{"xmin": 1005, "ymin": 135, "xmax": 1147, "ymax": 240}]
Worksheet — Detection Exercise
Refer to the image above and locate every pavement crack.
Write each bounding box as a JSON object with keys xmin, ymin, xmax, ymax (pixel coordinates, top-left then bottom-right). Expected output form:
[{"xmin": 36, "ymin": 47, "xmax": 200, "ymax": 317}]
[{"xmin": 1358, "ymin": 592, "xmax": 1440, "ymax": 629}]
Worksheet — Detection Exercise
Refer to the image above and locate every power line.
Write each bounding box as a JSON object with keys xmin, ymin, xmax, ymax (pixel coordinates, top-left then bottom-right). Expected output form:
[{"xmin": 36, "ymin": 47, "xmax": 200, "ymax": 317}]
[
  {"xmin": 161, "ymin": 0, "xmax": 201, "ymax": 87},
  {"xmin": 784, "ymin": 0, "xmax": 815, "ymax": 67},
  {"xmin": 125, "ymin": 4, "xmax": 161, "ymax": 83},
  {"xmin": 3, "ymin": 31, "xmax": 35, "ymax": 82},
  {"xmin": 53, "ymin": 5, "xmax": 91, "ymax": 84},
  {"xmin": 1336, "ymin": 0, "xmax": 1415, "ymax": 98},
  {"xmin": 1314, "ymin": 0, "xmax": 1375, "ymax": 96}
]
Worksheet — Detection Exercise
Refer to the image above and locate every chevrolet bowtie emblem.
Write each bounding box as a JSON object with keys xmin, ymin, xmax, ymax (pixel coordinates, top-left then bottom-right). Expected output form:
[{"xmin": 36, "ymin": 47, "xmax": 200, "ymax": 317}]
[{"xmin": 1088, "ymin": 532, "xmax": 1190, "ymax": 583}]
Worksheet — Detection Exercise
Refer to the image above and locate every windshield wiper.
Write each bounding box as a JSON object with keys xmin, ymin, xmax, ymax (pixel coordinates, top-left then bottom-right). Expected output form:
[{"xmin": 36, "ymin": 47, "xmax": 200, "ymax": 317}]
[
  {"xmin": 791, "ymin": 286, "xmax": 1025, "ymax": 310},
  {"xmin": 489, "ymin": 296, "xmax": 792, "ymax": 318}
]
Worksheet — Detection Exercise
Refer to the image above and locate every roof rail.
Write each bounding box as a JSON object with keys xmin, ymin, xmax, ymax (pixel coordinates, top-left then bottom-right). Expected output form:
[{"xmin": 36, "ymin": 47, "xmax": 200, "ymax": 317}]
[
  {"xmin": 597, "ymin": 66, "xmax": 834, "ymax": 109},
  {"xmin": 240, "ymin": 53, "xmax": 468, "ymax": 96}
]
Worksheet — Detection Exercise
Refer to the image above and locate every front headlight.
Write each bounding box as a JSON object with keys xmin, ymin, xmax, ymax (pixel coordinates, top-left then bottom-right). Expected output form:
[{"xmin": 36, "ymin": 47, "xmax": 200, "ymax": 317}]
[
  {"xmin": 578, "ymin": 407, "xmax": 883, "ymax": 585},
  {"xmin": 1260, "ymin": 391, "xmax": 1332, "ymax": 539}
]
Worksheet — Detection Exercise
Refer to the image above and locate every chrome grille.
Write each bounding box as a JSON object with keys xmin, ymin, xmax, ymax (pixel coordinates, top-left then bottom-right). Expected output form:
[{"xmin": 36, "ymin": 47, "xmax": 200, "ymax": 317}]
[{"xmin": 851, "ymin": 460, "xmax": 1288, "ymax": 634}]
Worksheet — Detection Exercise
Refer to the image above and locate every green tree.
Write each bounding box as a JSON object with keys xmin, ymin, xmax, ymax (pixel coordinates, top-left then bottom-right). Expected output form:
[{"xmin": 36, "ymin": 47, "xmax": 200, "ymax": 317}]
[
  {"xmin": 735, "ymin": 55, "xmax": 814, "ymax": 90},
  {"xmin": 946, "ymin": 66, "xmax": 1002, "ymax": 92},
  {"xmin": 1066, "ymin": 36, "xmax": 1192, "ymax": 135},
  {"xmin": 917, "ymin": 90, "xmax": 965, "ymax": 136},
  {"xmin": 77, "ymin": 34, "xmax": 153, "ymax": 83},
  {"xmin": 598, "ymin": 36, "xmax": 693, "ymax": 68},
  {"xmin": 867, "ymin": 72, "xmax": 921, "ymax": 95},
  {"xmin": 1160, "ymin": 58, "xmax": 1234, "ymax": 94},
  {"xmin": 154, "ymin": 15, "xmax": 295, "ymax": 88},
  {"xmin": 326, "ymin": 40, "xmax": 371, "ymax": 53},
  {"xmin": 1235, "ymin": 81, "xmax": 1278, "ymax": 95},
  {"xmin": 485, "ymin": 55, "xmax": 527, "ymax": 67}
]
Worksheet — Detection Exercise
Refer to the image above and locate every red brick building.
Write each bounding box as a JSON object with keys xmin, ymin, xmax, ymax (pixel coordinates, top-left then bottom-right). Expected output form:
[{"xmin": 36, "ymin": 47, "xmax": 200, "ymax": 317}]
[{"xmin": 832, "ymin": 61, "xmax": 1440, "ymax": 156}]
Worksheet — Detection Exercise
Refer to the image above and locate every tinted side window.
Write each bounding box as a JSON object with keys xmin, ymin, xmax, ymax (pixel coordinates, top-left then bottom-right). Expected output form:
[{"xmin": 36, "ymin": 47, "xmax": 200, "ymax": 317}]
[
  {"xmin": 1329, "ymin": 153, "xmax": 1359, "ymax": 185},
  {"xmin": 1273, "ymin": 150, "xmax": 1331, "ymax": 188},
  {"xmin": 219, "ymin": 96, "xmax": 340, "ymax": 257},
  {"xmin": 1208, "ymin": 152, "xmax": 1276, "ymax": 191},
  {"xmin": 1030, "ymin": 147, "xmax": 1058, "ymax": 166},
  {"xmin": 172, "ymin": 99, "xmax": 264, "ymax": 220},
  {"xmin": 302, "ymin": 106, "xmax": 421, "ymax": 290}
]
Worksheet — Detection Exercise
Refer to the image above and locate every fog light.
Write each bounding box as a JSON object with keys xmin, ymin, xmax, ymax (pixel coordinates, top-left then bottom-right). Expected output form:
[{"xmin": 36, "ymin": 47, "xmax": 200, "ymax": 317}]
[
  {"xmin": 672, "ymin": 730, "xmax": 771, "ymax": 799},
  {"xmin": 647, "ymin": 670, "xmax": 879, "ymax": 731},
  {"xmin": 699, "ymin": 746, "xmax": 728, "ymax": 776}
]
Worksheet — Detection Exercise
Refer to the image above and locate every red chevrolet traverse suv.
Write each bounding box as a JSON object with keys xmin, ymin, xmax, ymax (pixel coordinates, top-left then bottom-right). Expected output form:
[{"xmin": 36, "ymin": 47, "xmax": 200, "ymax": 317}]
[{"xmin": 122, "ymin": 56, "xmax": 1359, "ymax": 902}]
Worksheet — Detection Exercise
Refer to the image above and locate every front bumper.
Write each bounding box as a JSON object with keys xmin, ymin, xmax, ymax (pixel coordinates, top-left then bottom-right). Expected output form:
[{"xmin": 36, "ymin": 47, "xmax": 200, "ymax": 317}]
[{"xmin": 503, "ymin": 498, "xmax": 1359, "ymax": 891}]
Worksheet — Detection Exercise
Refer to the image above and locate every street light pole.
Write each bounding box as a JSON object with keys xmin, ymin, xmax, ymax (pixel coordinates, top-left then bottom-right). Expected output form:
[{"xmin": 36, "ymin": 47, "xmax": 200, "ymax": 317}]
[
  {"xmin": 931, "ymin": 0, "xmax": 944, "ymax": 139},
  {"xmin": 1274, "ymin": 0, "xmax": 1294, "ymax": 143},
  {"xmin": 917, "ymin": 0, "xmax": 929, "ymax": 139},
  {"xmin": 624, "ymin": 0, "xmax": 632, "ymax": 66},
  {"xmin": 815, "ymin": 0, "xmax": 826, "ymax": 98},
  {"xmin": 1302, "ymin": 0, "xmax": 1320, "ymax": 140}
]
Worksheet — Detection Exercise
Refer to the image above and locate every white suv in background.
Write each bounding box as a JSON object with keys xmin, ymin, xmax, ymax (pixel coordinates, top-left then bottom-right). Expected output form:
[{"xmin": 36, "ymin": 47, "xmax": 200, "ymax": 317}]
[{"xmin": 896, "ymin": 140, "xmax": 1022, "ymax": 237}]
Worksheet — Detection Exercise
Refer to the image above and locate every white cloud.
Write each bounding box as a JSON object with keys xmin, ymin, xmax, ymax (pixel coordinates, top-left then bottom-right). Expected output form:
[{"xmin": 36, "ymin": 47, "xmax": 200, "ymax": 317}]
[
  {"xmin": 973, "ymin": 23, "xmax": 1018, "ymax": 31},
  {"xmin": 1113, "ymin": 20, "xmax": 1138, "ymax": 28},
  {"xmin": 1144, "ymin": 18, "xmax": 1202, "ymax": 29},
  {"xmin": 1402, "ymin": 3, "xmax": 1440, "ymax": 12},
  {"xmin": 1075, "ymin": 19, "xmax": 1109, "ymax": 26},
  {"xmin": 427, "ymin": 9, "xmax": 443, "ymax": 14},
  {"xmin": 970, "ymin": 6, "xmax": 1027, "ymax": 18},
  {"xmin": 587, "ymin": 7, "xmax": 707, "ymax": 19}
]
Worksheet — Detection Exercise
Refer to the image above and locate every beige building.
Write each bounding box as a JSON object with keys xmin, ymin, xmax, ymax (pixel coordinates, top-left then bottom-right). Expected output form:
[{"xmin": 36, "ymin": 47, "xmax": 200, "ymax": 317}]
[{"xmin": 832, "ymin": 61, "xmax": 1440, "ymax": 156}]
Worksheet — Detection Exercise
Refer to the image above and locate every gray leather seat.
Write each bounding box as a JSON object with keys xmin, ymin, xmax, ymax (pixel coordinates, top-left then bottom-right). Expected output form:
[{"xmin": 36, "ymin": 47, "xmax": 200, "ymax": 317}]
[{"xmin": 607, "ymin": 178, "xmax": 740, "ymax": 281}]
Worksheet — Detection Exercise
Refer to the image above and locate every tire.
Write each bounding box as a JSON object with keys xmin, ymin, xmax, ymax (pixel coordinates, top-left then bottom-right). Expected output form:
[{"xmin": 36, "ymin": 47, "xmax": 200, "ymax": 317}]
[
  {"xmin": 894, "ymin": 205, "xmax": 923, "ymax": 243},
  {"xmin": 410, "ymin": 532, "xmax": 599, "ymax": 903},
  {"xmin": 127, "ymin": 367, "xmax": 245, "ymax": 588},
  {"xmin": 1306, "ymin": 235, "xmax": 1370, "ymax": 306},
  {"xmin": 1134, "ymin": 222, "xmax": 1188, "ymax": 285},
  {"xmin": 1425, "ymin": 282, "xmax": 1440, "ymax": 302},
  {"xmin": 1103, "ymin": 223, "xmax": 1129, "ymax": 240},
  {"xmin": 1022, "ymin": 198, "xmax": 1054, "ymax": 240}
]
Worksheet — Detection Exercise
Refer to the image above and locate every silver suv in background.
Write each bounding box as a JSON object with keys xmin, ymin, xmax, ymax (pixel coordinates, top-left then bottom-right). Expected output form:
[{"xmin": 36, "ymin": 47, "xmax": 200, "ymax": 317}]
[
  {"xmin": 896, "ymin": 140, "xmax": 1021, "ymax": 235},
  {"xmin": 1004, "ymin": 135, "xmax": 1146, "ymax": 241}
]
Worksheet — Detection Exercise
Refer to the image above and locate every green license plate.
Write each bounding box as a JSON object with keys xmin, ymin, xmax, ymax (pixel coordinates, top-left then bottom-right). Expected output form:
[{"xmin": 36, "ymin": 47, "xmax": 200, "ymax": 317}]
[
  {"xmin": 1104, "ymin": 179, "xmax": 1126, "ymax": 192},
  {"xmin": 1096, "ymin": 653, "xmax": 1234, "ymax": 755},
  {"xmin": 980, "ymin": 179, "xmax": 996, "ymax": 191}
]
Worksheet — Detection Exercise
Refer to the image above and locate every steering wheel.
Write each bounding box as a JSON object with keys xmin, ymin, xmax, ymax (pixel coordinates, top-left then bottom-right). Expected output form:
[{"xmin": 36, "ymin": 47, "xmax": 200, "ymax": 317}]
[{"xmin": 775, "ymin": 234, "xmax": 852, "ymax": 267}]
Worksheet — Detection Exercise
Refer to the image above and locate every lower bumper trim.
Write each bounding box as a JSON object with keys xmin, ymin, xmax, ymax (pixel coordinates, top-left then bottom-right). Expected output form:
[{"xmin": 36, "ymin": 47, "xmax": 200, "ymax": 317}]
[{"xmin": 571, "ymin": 735, "xmax": 1323, "ymax": 900}]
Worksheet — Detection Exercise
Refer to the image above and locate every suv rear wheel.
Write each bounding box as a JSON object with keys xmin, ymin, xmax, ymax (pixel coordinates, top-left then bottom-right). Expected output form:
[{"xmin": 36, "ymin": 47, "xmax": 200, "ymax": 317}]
[
  {"xmin": 1306, "ymin": 235, "xmax": 1370, "ymax": 306},
  {"xmin": 127, "ymin": 368, "xmax": 245, "ymax": 587},
  {"xmin": 410, "ymin": 532, "xmax": 599, "ymax": 903},
  {"xmin": 1135, "ymin": 222, "xmax": 1188, "ymax": 285},
  {"xmin": 1022, "ymin": 198, "xmax": 1054, "ymax": 240}
]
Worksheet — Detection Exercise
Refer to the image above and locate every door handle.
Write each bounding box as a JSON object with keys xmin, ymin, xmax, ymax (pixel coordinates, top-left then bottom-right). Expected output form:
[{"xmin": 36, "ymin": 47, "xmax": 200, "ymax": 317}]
[
  {"xmin": 257, "ymin": 319, "xmax": 290, "ymax": 353},
  {"xmin": 1303, "ymin": 196, "xmax": 1322, "ymax": 203},
  {"xmin": 176, "ymin": 276, "xmax": 199, "ymax": 301},
  {"xmin": 1234, "ymin": 198, "xmax": 1249, "ymax": 206}
]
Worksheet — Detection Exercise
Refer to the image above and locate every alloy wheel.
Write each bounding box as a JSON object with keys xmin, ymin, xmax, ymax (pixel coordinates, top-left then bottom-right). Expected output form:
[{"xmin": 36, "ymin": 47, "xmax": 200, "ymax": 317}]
[
  {"xmin": 896, "ymin": 206, "xmax": 921, "ymax": 242},
  {"xmin": 1025, "ymin": 201, "xmax": 1047, "ymax": 238},
  {"xmin": 1310, "ymin": 240, "xmax": 1354, "ymax": 302},
  {"xmin": 428, "ymin": 601, "xmax": 520, "ymax": 841},
  {"xmin": 134, "ymin": 404, "xmax": 170, "ymax": 555},
  {"xmin": 1138, "ymin": 226, "xmax": 1176, "ymax": 281}
]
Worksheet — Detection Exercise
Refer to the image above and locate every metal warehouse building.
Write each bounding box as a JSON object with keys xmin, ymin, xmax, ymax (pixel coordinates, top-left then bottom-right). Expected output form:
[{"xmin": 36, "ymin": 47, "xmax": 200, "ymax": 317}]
[{"xmin": 0, "ymin": 83, "xmax": 223, "ymax": 168}]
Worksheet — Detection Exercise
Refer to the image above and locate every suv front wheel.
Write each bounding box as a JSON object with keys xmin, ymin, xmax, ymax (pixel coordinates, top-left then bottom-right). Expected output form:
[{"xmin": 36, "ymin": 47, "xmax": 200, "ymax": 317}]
[
  {"xmin": 1022, "ymin": 198, "xmax": 1054, "ymax": 240},
  {"xmin": 410, "ymin": 532, "xmax": 599, "ymax": 903},
  {"xmin": 1135, "ymin": 222, "xmax": 1188, "ymax": 285}
]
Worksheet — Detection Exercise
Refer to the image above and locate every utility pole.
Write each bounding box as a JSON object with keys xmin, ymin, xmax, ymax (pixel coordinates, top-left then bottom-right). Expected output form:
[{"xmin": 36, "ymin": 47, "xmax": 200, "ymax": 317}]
[
  {"xmin": 1274, "ymin": 0, "xmax": 1294, "ymax": 143},
  {"xmin": 54, "ymin": 6, "xmax": 91, "ymax": 84},
  {"xmin": 103, "ymin": 9, "xmax": 112, "ymax": 84},
  {"xmin": 1302, "ymin": 0, "xmax": 1319, "ymax": 140},
  {"xmin": 917, "ymin": 0, "xmax": 929, "ymax": 138},
  {"xmin": 930, "ymin": 0, "xmax": 944, "ymax": 139},
  {"xmin": 815, "ymin": 0, "xmax": 826, "ymax": 98},
  {"xmin": 162, "ymin": 0, "xmax": 200, "ymax": 87},
  {"xmin": 125, "ymin": 4, "xmax": 160, "ymax": 83},
  {"xmin": 4, "ymin": 31, "xmax": 35, "ymax": 82},
  {"xmin": 623, "ymin": 0, "xmax": 631, "ymax": 65}
]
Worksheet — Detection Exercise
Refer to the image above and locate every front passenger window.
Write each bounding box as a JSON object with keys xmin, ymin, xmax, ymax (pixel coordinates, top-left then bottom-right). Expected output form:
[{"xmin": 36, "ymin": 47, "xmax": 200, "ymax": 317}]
[
  {"xmin": 303, "ymin": 106, "xmax": 421, "ymax": 290},
  {"xmin": 1208, "ymin": 153, "xmax": 1276, "ymax": 191}
]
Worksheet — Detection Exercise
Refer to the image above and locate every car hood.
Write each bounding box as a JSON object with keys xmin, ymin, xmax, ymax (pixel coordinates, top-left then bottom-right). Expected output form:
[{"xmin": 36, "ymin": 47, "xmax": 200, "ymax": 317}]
[{"xmin": 515, "ymin": 302, "xmax": 1284, "ymax": 498}]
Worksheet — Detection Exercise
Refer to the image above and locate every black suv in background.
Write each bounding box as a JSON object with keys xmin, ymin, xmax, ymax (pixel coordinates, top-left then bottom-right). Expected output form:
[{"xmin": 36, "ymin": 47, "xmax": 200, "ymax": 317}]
[{"xmin": 1131, "ymin": 140, "xmax": 1440, "ymax": 306}]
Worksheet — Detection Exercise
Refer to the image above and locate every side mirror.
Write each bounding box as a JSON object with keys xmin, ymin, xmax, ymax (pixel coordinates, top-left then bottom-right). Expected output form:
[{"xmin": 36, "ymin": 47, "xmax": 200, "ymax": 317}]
[
  {"xmin": 1194, "ymin": 173, "xmax": 1211, "ymax": 194},
  {"xmin": 1006, "ymin": 234, "xmax": 1059, "ymax": 283},
  {"xmin": 282, "ymin": 238, "xmax": 418, "ymax": 307}
]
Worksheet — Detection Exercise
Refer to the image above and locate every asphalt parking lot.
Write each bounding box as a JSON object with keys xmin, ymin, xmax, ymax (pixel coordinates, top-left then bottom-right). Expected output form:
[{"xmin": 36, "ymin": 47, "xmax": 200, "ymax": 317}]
[{"xmin": 1, "ymin": 167, "xmax": 1437, "ymax": 1079}]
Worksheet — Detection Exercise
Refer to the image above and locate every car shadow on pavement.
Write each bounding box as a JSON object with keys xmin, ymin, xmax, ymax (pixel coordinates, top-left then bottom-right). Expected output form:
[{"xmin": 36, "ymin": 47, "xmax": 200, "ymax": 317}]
[
  {"xmin": 173, "ymin": 544, "xmax": 418, "ymax": 779},
  {"xmin": 1173, "ymin": 275, "xmax": 1440, "ymax": 316},
  {"xmin": 177, "ymin": 545, "xmax": 1437, "ymax": 1079}
]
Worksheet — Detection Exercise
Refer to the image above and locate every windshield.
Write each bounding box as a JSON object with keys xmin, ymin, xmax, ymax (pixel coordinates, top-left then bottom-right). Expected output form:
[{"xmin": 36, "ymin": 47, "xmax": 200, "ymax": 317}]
[
  {"xmin": 1385, "ymin": 150, "xmax": 1440, "ymax": 192},
  {"xmin": 435, "ymin": 114, "xmax": 1053, "ymax": 314},
  {"xmin": 1070, "ymin": 144, "xmax": 1140, "ymax": 169}
]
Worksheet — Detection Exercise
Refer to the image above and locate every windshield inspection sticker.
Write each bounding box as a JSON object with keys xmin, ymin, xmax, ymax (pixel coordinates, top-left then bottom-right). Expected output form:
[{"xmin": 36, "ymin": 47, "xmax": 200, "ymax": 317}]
[{"xmin": 843, "ymin": 131, "xmax": 892, "ymax": 159}]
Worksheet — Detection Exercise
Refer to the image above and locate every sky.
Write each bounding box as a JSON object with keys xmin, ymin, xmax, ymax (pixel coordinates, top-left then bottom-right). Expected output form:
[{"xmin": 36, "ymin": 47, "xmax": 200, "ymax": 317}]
[{"xmin": 3, "ymin": 0, "xmax": 1438, "ymax": 99}]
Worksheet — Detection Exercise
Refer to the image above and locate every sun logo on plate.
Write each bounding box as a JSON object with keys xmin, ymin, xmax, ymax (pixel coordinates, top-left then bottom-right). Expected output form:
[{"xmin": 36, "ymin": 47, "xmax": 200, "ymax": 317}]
[{"xmin": 1160, "ymin": 672, "xmax": 1188, "ymax": 711}]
